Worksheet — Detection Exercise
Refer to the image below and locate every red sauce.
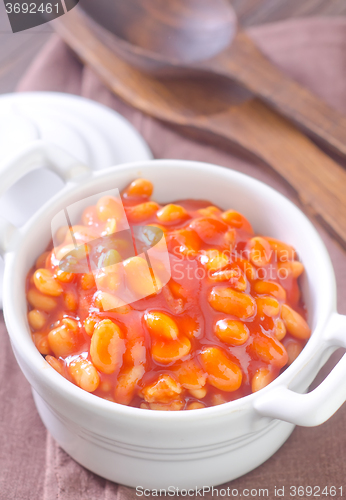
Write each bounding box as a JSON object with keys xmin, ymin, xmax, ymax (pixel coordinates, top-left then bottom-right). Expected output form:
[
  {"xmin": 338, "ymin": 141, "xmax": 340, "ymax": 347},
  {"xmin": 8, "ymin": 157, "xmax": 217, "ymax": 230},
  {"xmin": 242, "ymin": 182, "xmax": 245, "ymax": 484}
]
[{"xmin": 26, "ymin": 179, "xmax": 310, "ymax": 410}]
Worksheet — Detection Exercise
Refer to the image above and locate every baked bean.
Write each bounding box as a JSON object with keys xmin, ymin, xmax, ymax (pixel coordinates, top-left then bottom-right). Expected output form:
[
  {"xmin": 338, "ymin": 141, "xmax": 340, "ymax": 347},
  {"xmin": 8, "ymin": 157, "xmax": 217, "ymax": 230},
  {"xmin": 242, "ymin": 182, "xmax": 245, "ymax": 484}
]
[
  {"xmin": 209, "ymin": 268, "xmax": 239, "ymax": 282},
  {"xmin": 147, "ymin": 400, "xmax": 185, "ymax": 411},
  {"xmin": 94, "ymin": 291, "xmax": 127, "ymax": 312},
  {"xmin": 186, "ymin": 402, "xmax": 205, "ymax": 410},
  {"xmin": 62, "ymin": 318, "xmax": 79, "ymax": 332},
  {"xmin": 278, "ymin": 260, "xmax": 305, "ymax": 278},
  {"xmin": 281, "ymin": 304, "xmax": 311, "ymax": 340},
  {"xmin": 179, "ymin": 316, "xmax": 202, "ymax": 339},
  {"xmin": 35, "ymin": 251, "xmax": 50, "ymax": 269},
  {"xmin": 103, "ymin": 218, "xmax": 117, "ymax": 236},
  {"xmin": 57, "ymin": 251, "xmax": 77, "ymax": 272},
  {"xmin": 197, "ymin": 206, "xmax": 221, "ymax": 217},
  {"xmin": 96, "ymin": 266, "xmax": 123, "ymax": 293},
  {"xmin": 124, "ymin": 256, "xmax": 158, "ymax": 298},
  {"xmin": 253, "ymin": 280, "xmax": 286, "ymax": 302},
  {"xmin": 144, "ymin": 311, "xmax": 179, "ymax": 340},
  {"xmin": 251, "ymin": 368, "xmax": 274, "ymax": 393},
  {"xmin": 84, "ymin": 316, "xmax": 98, "ymax": 336},
  {"xmin": 99, "ymin": 380, "xmax": 113, "ymax": 393},
  {"xmin": 126, "ymin": 201, "xmax": 160, "ymax": 222},
  {"xmin": 157, "ymin": 204, "xmax": 189, "ymax": 223},
  {"xmin": 80, "ymin": 273, "xmax": 96, "ymax": 290},
  {"xmin": 96, "ymin": 196, "xmax": 123, "ymax": 221},
  {"xmin": 224, "ymin": 228, "xmax": 237, "ymax": 250},
  {"xmin": 56, "ymin": 270, "xmax": 74, "ymax": 283},
  {"xmin": 33, "ymin": 332, "xmax": 51, "ymax": 355},
  {"xmin": 123, "ymin": 336, "xmax": 147, "ymax": 366},
  {"xmin": 90, "ymin": 319, "xmax": 126, "ymax": 374},
  {"xmin": 28, "ymin": 309, "xmax": 47, "ymax": 330},
  {"xmin": 48, "ymin": 318, "xmax": 80, "ymax": 358},
  {"xmin": 82, "ymin": 205, "xmax": 98, "ymax": 226},
  {"xmin": 211, "ymin": 393, "xmax": 228, "ymax": 406},
  {"xmin": 142, "ymin": 374, "xmax": 182, "ymax": 403},
  {"xmin": 210, "ymin": 266, "xmax": 248, "ymax": 292},
  {"xmin": 285, "ymin": 339, "xmax": 304, "ymax": 365},
  {"xmin": 103, "ymin": 249, "xmax": 122, "ymax": 267},
  {"xmin": 264, "ymin": 237, "xmax": 296, "ymax": 262},
  {"xmin": 54, "ymin": 226, "xmax": 69, "ymax": 245},
  {"xmin": 68, "ymin": 357, "xmax": 100, "ymax": 393},
  {"xmin": 27, "ymin": 289, "xmax": 57, "ymax": 312},
  {"xmin": 190, "ymin": 217, "xmax": 228, "ymax": 244},
  {"xmin": 150, "ymin": 257, "xmax": 171, "ymax": 290},
  {"xmin": 162, "ymin": 285, "xmax": 184, "ymax": 315},
  {"xmin": 63, "ymin": 290, "xmax": 78, "ymax": 311},
  {"xmin": 189, "ymin": 388, "xmax": 207, "ymax": 399},
  {"xmin": 274, "ymin": 318, "xmax": 287, "ymax": 341},
  {"xmin": 54, "ymin": 243, "xmax": 75, "ymax": 262},
  {"xmin": 151, "ymin": 335, "xmax": 191, "ymax": 364},
  {"xmin": 214, "ymin": 319, "xmax": 249, "ymax": 346},
  {"xmin": 46, "ymin": 355, "xmax": 65, "ymax": 376},
  {"xmin": 174, "ymin": 359, "xmax": 207, "ymax": 390},
  {"xmin": 248, "ymin": 237, "xmax": 272, "ymax": 267},
  {"xmin": 139, "ymin": 227, "xmax": 166, "ymax": 252},
  {"xmin": 250, "ymin": 333, "xmax": 288, "ymax": 368},
  {"xmin": 114, "ymin": 365, "xmax": 146, "ymax": 405},
  {"xmin": 113, "ymin": 304, "xmax": 133, "ymax": 315},
  {"xmin": 64, "ymin": 225, "xmax": 98, "ymax": 245},
  {"xmin": 169, "ymin": 228, "xmax": 201, "ymax": 256},
  {"xmin": 236, "ymin": 259, "xmax": 256, "ymax": 282},
  {"xmin": 229, "ymin": 268, "xmax": 248, "ymax": 292},
  {"xmin": 103, "ymin": 396, "xmax": 116, "ymax": 403},
  {"xmin": 208, "ymin": 287, "xmax": 256, "ymax": 319},
  {"xmin": 256, "ymin": 296, "xmax": 280, "ymax": 317},
  {"xmin": 147, "ymin": 223, "xmax": 167, "ymax": 233},
  {"xmin": 201, "ymin": 249, "xmax": 228, "ymax": 271},
  {"xmin": 199, "ymin": 347, "xmax": 242, "ymax": 392},
  {"xmin": 34, "ymin": 269, "xmax": 63, "ymax": 297},
  {"xmin": 221, "ymin": 210, "xmax": 254, "ymax": 234},
  {"xmin": 124, "ymin": 178, "xmax": 153, "ymax": 198},
  {"xmin": 168, "ymin": 280, "xmax": 187, "ymax": 300},
  {"xmin": 290, "ymin": 261, "xmax": 305, "ymax": 278}
]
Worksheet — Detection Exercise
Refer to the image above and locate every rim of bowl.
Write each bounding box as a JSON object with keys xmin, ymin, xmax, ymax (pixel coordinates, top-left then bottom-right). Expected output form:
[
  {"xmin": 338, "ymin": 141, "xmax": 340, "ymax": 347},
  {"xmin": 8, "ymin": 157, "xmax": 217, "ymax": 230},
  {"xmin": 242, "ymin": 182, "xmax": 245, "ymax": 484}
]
[{"xmin": 3, "ymin": 160, "xmax": 336, "ymax": 421}]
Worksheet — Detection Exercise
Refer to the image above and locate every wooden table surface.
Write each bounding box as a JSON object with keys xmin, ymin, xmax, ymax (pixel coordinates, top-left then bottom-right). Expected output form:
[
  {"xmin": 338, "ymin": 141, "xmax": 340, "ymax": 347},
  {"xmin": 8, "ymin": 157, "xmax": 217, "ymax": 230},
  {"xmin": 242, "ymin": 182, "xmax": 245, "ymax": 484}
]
[{"xmin": 0, "ymin": 0, "xmax": 346, "ymax": 94}]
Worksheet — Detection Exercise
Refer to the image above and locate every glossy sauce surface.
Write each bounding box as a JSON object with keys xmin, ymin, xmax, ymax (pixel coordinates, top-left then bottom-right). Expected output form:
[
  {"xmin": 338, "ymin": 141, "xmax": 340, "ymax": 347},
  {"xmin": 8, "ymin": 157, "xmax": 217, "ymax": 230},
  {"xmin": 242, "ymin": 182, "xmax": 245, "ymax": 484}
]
[{"xmin": 26, "ymin": 179, "xmax": 310, "ymax": 410}]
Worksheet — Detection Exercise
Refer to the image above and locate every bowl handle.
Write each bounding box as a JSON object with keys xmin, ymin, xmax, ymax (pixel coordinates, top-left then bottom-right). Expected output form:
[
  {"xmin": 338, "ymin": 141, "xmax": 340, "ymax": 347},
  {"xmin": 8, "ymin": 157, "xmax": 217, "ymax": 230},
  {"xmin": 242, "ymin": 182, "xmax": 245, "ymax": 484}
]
[
  {"xmin": 0, "ymin": 140, "xmax": 92, "ymax": 257},
  {"xmin": 253, "ymin": 312, "xmax": 346, "ymax": 426}
]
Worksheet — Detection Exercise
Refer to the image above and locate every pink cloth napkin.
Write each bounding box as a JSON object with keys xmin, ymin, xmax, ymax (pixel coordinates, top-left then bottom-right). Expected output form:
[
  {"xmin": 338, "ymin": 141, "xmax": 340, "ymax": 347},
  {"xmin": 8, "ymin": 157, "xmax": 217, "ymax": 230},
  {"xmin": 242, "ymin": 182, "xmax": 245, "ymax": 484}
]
[{"xmin": 1, "ymin": 16, "xmax": 346, "ymax": 500}]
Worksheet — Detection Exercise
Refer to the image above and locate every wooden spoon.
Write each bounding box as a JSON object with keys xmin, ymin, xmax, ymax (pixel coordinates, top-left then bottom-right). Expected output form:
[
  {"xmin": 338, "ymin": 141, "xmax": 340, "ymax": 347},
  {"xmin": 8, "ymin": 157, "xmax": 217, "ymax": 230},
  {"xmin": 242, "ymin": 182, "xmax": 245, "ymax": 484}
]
[
  {"xmin": 80, "ymin": 0, "xmax": 237, "ymax": 65},
  {"xmin": 77, "ymin": 0, "xmax": 346, "ymax": 160},
  {"xmin": 53, "ymin": 8, "xmax": 346, "ymax": 248}
]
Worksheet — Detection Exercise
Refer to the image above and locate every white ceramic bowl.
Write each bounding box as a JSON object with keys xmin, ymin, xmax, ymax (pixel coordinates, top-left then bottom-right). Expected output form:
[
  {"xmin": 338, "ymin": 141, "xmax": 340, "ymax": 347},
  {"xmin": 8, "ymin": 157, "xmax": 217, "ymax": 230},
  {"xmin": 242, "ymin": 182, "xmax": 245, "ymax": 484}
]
[{"xmin": 1, "ymin": 141, "xmax": 346, "ymax": 489}]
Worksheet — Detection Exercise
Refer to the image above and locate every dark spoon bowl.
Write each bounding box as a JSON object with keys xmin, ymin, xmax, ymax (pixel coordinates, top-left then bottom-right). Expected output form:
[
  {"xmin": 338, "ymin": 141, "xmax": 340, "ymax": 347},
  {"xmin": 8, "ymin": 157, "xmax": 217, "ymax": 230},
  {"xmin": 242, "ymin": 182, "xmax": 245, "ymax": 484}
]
[{"xmin": 80, "ymin": 0, "xmax": 238, "ymax": 72}]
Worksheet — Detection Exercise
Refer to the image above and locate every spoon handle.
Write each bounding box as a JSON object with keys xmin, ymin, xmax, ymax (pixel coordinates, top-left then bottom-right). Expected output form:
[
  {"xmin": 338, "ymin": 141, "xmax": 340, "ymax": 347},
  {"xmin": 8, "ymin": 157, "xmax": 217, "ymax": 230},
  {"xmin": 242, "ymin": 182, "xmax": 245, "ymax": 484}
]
[
  {"xmin": 198, "ymin": 31, "xmax": 346, "ymax": 159},
  {"xmin": 197, "ymin": 98, "xmax": 346, "ymax": 247}
]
